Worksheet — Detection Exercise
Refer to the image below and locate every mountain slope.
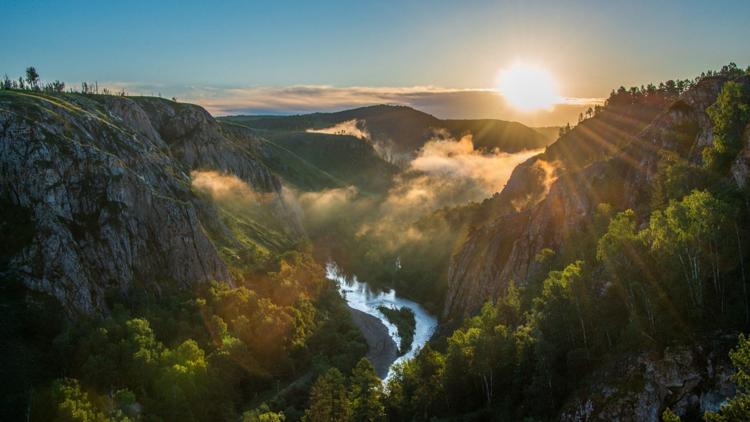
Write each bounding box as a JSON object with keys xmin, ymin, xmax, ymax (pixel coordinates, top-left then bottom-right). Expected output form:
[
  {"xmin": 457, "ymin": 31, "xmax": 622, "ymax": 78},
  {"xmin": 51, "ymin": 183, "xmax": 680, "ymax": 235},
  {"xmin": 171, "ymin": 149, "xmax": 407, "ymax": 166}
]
[
  {"xmin": 219, "ymin": 104, "xmax": 554, "ymax": 163},
  {"xmin": 0, "ymin": 91, "xmax": 300, "ymax": 315},
  {"xmin": 443, "ymin": 77, "xmax": 733, "ymax": 319},
  {"xmin": 221, "ymin": 121, "xmax": 399, "ymax": 193}
]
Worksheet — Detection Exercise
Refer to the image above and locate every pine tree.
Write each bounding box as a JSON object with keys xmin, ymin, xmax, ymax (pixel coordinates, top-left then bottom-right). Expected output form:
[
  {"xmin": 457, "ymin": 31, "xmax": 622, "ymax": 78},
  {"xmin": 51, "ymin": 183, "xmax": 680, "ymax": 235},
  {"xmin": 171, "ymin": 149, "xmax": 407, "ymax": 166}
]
[
  {"xmin": 349, "ymin": 358, "xmax": 385, "ymax": 422},
  {"xmin": 303, "ymin": 368, "xmax": 351, "ymax": 422}
]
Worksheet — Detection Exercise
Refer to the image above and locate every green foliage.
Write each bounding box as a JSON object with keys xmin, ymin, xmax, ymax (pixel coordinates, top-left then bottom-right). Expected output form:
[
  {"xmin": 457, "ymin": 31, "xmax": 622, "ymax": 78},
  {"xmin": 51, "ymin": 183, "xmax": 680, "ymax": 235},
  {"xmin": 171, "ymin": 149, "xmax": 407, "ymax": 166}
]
[
  {"xmin": 662, "ymin": 407, "xmax": 681, "ymax": 422},
  {"xmin": 47, "ymin": 379, "xmax": 109, "ymax": 422},
  {"xmin": 386, "ymin": 346, "xmax": 446, "ymax": 420},
  {"xmin": 349, "ymin": 359, "xmax": 386, "ymax": 422},
  {"xmin": 651, "ymin": 151, "xmax": 707, "ymax": 209},
  {"xmin": 382, "ymin": 181, "xmax": 750, "ymax": 420},
  {"xmin": 705, "ymin": 334, "xmax": 750, "ymax": 421},
  {"xmin": 242, "ymin": 403, "xmax": 286, "ymax": 422},
  {"xmin": 648, "ymin": 190, "xmax": 734, "ymax": 315},
  {"xmin": 444, "ymin": 301, "xmax": 518, "ymax": 410},
  {"xmin": 14, "ymin": 250, "xmax": 366, "ymax": 421},
  {"xmin": 25, "ymin": 67, "xmax": 40, "ymax": 90},
  {"xmin": 377, "ymin": 306, "xmax": 416, "ymax": 354},
  {"xmin": 704, "ymin": 81, "xmax": 750, "ymax": 172},
  {"xmin": 302, "ymin": 368, "xmax": 351, "ymax": 422}
]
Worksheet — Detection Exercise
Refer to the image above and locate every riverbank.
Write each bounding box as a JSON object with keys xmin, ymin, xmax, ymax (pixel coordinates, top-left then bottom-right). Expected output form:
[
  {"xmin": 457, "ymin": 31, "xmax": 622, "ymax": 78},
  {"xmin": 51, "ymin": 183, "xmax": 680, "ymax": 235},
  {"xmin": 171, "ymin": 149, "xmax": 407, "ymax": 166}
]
[{"xmin": 347, "ymin": 307, "xmax": 399, "ymax": 378}]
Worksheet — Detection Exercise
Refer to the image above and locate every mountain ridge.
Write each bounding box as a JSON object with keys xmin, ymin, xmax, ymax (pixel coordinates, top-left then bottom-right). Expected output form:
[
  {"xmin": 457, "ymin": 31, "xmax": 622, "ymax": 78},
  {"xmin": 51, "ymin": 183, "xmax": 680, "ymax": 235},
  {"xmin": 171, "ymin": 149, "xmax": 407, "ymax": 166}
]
[{"xmin": 219, "ymin": 104, "xmax": 555, "ymax": 164}]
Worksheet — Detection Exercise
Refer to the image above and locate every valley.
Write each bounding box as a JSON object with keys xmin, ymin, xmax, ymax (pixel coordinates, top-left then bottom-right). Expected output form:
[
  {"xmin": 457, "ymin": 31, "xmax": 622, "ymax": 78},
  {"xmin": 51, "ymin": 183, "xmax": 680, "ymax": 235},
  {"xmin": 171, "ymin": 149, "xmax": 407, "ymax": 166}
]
[
  {"xmin": 326, "ymin": 262, "xmax": 437, "ymax": 379},
  {"xmin": 3, "ymin": 63, "xmax": 750, "ymax": 421}
]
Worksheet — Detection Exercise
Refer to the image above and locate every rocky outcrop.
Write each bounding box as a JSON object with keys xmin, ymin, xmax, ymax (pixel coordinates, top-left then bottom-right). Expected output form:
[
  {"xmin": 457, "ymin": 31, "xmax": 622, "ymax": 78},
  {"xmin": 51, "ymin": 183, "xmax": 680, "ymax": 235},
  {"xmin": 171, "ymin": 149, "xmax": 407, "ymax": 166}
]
[
  {"xmin": 133, "ymin": 97, "xmax": 282, "ymax": 192},
  {"xmin": 443, "ymin": 76, "xmax": 746, "ymax": 319},
  {"xmin": 348, "ymin": 307, "xmax": 399, "ymax": 379},
  {"xmin": 559, "ymin": 343, "xmax": 736, "ymax": 421},
  {"xmin": 0, "ymin": 92, "xmax": 291, "ymax": 316}
]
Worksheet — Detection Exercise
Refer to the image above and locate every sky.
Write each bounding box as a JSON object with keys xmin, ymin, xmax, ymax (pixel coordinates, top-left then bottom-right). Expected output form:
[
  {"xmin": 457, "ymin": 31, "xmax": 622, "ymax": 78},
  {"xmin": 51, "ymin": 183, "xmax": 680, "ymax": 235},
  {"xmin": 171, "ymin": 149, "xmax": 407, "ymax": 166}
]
[{"xmin": 3, "ymin": 0, "xmax": 749, "ymax": 126}]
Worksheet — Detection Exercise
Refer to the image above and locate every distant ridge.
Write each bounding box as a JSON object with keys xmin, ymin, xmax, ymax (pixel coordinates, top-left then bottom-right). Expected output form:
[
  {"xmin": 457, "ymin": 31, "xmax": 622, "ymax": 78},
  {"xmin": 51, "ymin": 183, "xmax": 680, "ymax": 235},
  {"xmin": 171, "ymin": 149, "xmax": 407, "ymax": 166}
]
[{"xmin": 219, "ymin": 104, "xmax": 556, "ymax": 158}]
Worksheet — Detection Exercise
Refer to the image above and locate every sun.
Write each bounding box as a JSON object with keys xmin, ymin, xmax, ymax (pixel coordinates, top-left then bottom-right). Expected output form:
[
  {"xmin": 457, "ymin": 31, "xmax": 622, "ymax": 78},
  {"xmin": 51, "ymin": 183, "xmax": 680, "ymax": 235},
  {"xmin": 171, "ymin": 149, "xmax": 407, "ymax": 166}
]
[{"xmin": 496, "ymin": 63, "xmax": 560, "ymax": 111}]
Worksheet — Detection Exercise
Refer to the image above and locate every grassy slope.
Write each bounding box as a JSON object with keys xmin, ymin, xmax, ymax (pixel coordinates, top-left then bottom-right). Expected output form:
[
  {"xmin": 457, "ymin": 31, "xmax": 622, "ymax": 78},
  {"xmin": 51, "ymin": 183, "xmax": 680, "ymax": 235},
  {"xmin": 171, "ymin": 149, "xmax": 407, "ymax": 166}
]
[{"xmin": 221, "ymin": 121, "xmax": 398, "ymax": 194}]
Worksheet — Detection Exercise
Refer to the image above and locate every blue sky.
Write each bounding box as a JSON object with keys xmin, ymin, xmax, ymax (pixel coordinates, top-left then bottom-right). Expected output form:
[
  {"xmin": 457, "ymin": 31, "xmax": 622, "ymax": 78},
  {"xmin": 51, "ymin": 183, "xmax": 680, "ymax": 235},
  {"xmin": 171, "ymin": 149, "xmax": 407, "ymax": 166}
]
[{"xmin": 3, "ymin": 0, "xmax": 749, "ymax": 124}]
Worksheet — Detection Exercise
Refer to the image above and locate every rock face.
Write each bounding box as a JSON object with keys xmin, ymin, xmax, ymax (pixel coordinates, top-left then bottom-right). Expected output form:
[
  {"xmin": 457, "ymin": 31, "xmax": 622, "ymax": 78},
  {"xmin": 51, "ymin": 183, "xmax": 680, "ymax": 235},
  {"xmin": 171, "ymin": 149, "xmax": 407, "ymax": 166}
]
[
  {"xmin": 347, "ymin": 307, "xmax": 399, "ymax": 379},
  {"xmin": 133, "ymin": 98, "xmax": 282, "ymax": 193},
  {"xmin": 559, "ymin": 344, "xmax": 736, "ymax": 421},
  {"xmin": 0, "ymin": 92, "xmax": 289, "ymax": 316},
  {"xmin": 443, "ymin": 76, "xmax": 749, "ymax": 320}
]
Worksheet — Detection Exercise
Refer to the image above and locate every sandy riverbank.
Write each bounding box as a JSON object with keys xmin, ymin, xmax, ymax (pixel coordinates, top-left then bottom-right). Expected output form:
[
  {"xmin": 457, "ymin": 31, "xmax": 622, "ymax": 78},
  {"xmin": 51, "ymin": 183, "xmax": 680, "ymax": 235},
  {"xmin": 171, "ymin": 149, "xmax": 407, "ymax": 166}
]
[{"xmin": 348, "ymin": 307, "xmax": 399, "ymax": 378}]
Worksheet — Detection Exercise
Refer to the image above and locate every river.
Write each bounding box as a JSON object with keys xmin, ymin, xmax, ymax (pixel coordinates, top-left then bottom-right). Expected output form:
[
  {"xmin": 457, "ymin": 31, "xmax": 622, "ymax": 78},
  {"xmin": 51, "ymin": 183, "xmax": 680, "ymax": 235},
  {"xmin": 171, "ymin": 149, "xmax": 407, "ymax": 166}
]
[{"xmin": 325, "ymin": 262, "xmax": 438, "ymax": 380}]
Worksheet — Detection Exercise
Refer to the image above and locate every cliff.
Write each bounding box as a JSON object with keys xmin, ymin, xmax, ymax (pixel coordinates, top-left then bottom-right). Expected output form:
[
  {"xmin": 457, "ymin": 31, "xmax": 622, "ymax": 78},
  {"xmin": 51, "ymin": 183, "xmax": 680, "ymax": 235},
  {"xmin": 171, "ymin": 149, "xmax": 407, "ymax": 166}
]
[
  {"xmin": 443, "ymin": 76, "xmax": 749, "ymax": 320},
  {"xmin": 0, "ymin": 91, "xmax": 295, "ymax": 316},
  {"xmin": 559, "ymin": 342, "xmax": 736, "ymax": 420}
]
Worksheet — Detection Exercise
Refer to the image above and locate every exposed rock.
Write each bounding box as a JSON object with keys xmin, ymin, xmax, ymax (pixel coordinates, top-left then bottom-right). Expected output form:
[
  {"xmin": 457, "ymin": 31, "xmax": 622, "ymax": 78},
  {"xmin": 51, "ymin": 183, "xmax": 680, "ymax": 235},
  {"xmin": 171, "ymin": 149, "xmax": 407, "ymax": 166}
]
[
  {"xmin": 559, "ymin": 343, "xmax": 736, "ymax": 421},
  {"xmin": 443, "ymin": 76, "xmax": 747, "ymax": 319},
  {"xmin": 0, "ymin": 92, "xmax": 295, "ymax": 316},
  {"xmin": 730, "ymin": 123, "xmax": 750, "ymax": 189},
  {"xmin": 133, "ymin": 97, "xmax": 282, "ymax": 193},
  {"xmin": 348, "ymin": 307, "xmax": 399, "ymax": 379}
]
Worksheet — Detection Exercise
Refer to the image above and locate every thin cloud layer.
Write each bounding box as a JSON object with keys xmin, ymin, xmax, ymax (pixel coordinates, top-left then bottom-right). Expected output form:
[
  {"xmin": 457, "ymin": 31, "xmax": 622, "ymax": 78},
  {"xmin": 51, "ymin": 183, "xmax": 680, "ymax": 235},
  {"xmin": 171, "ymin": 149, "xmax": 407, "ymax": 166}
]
[
  {"xmin": 91, "ymin": 82, "xmax": 602, "ymax": 127},
  {"xmin": 307, "ymin": 119, "xmax": 370, "ymax": 139},
  {"xmin": 293, "ymin": 134, "xmax": 543, "ymax": 251},
  {"xmin": 183, "ymin": 85, "xmax": 602, "ymax": 127},
  {"xmin": 379, "ymin": 135, "xmax": 542, "ymax": 225}
]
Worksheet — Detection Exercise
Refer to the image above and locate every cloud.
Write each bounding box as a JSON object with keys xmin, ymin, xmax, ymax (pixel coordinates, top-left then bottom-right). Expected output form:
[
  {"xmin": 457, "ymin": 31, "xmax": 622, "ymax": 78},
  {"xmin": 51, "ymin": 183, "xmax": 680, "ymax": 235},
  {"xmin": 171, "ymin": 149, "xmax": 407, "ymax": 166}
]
[
  {"xmin": 296, "ymin": 186, "xmax": 361, "ymax": 216},
  {"xmin": 84, "ymin": 81, "xmax": 603, "ymax": 127},
  {"xmin": 191, "ymin": 170, "xmax": 259, "ymax": 203},
  {"xmin": 307, "ymin": 119, "xmax": 370, "ymax": 139},
  {"xmin": 291, "ymin": 134, "xmax": 542, "ymax": 249},
  {"xmin": 180, "ymin": 85, "xmax": 603, "ymax": 127},
  {"xmin": 378, "ymin": 134, "xmax": 542, "ymax": 223},
  {"xmin": 190, "ymin": 169, "xmax": 281, "ymax": 211}
]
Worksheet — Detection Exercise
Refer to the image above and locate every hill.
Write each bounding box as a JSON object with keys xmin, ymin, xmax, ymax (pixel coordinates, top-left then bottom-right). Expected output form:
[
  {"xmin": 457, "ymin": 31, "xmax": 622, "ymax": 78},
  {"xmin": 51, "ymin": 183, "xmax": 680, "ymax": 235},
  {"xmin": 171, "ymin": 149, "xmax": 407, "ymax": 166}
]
[
  {"xmin": 219, "ymin": 104, "xmax": 555, "ymax": 164},
  {"xmin": 221, "ymin": 121, "xmax": 399, "ymax": 193}
]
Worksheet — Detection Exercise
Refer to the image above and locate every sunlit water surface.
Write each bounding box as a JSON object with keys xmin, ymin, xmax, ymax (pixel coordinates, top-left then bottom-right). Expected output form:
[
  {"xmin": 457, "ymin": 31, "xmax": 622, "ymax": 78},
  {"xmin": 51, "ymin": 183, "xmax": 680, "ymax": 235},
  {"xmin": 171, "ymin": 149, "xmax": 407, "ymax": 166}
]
[{"xmin": 325, "ymin": 262, "xmax": 438, "ymax": 381}]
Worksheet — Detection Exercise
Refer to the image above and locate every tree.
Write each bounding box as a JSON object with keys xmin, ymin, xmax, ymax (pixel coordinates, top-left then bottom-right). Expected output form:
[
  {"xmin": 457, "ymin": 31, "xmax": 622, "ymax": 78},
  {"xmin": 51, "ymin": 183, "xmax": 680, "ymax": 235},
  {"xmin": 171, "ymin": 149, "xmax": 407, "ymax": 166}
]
[
  {"xmin": 703, "ymin": 81, "xmax": 750, "ymax": 172},
  {"xmin": 705, "ymin": 334, "xmax": 750, "ymax": 421},
  {"xmin": 533, "ymin": 261, "xmax": 591, "ymax": 352},
  {"xmin": 651, "ymin": 152, "xmax": 702, "ymax": 209},
  {"xmin": 386, "ymin": 346, "xmax": 445, "ymax": 420},
  {"xmin": 303, "ymin": 368, "xmax": 351, "ymax": 422},
  {"xmin": 662, "ymin": 407, "xmax": 681, "ymax": 421},
  {"xmin": 243, "ymin": 403, "xmax": 285, "ymax": 422},
  {"xmin": 349, "ymin": 358, "xmax": 385, "ymax": 421},
  {"xmin": 444, "ymin": 300, "xmax": 519, "ymax": 408},
  {"xmin": 25, "ymin": 66, "xmax": 39, "ymax": 90},
  {"xmin": 46, "ymin": 378, "xmax": 131, "ymax": 422},
  {"xmin": 597, "ymin": 211, "xmax": 645, "ymax": 310},
  {"xmin": 648, "ymin": 190, "xmax": 733, "ymax": 317}
]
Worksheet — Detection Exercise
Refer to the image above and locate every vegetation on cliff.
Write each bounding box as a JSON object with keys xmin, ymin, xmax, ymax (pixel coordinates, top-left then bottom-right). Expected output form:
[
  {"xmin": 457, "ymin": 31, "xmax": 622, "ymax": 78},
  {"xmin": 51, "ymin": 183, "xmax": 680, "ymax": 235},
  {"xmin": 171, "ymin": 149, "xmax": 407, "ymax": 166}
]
[
  {"xmin": 368, "ymin": 64, "xmax": 750, "ymax": 421},
  {"xmin": 377, "ymin": 306, "xmax": 416, "ymax": 355}
]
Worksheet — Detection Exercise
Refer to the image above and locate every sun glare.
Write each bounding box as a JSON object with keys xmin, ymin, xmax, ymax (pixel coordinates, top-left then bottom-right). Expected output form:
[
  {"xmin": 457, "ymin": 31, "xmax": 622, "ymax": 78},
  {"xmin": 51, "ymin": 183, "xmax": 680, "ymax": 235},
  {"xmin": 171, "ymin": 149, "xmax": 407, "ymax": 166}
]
[{"xmin": 496, "ymin": 63, "xmax": 560, "ymax": 111}]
